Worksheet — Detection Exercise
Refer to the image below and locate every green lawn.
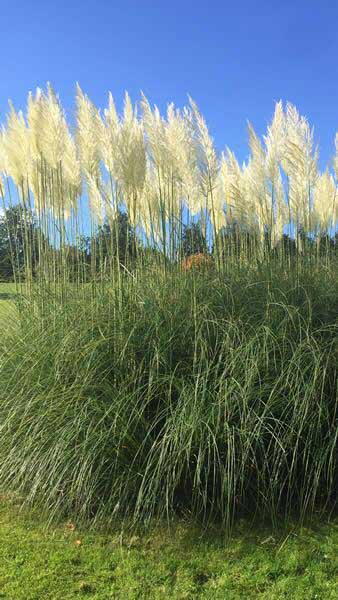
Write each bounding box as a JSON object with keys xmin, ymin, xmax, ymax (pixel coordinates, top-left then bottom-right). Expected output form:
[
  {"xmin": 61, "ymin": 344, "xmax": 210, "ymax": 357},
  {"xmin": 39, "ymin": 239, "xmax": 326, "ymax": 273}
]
[
  {"xmin": 0, "ymin": 282, "xmax": 17, "ymax": 298},
  {"xmin": 0, "ymin": 283, "xmax": 17, "ymax": 326},
  {"xmin": 0, "ymin": 497, "xmax": 337, "ymax": 599}
]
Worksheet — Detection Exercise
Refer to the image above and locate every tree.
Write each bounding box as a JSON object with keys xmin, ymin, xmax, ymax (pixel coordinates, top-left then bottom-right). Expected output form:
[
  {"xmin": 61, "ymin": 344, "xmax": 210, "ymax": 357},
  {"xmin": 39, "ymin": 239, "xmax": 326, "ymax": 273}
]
[
  {"xmin": 0, "ymin": 205, "xmax": 47, "ymax": 281},
  {"xmin": 94, "ymin": 210, "xmax": 139, "ymax": 266},
  {"xmin": 0, "ymin": 211, "xmax": 13, "ymax": 280},
  {"xmin": 75, "ymin": 210, "xmax": 140, "ymax": 278},
  {"xmin": 182, "ymin": 222, "xmax": 208, "ymax": 257}
]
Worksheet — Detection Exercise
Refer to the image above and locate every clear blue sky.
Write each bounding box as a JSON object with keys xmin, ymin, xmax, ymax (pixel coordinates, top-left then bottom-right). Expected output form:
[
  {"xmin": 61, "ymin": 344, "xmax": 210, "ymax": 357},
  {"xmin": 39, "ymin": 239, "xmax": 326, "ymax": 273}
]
[{"xmin": 1, "ymin": 0, "xmax": 337, "ymax": 169}]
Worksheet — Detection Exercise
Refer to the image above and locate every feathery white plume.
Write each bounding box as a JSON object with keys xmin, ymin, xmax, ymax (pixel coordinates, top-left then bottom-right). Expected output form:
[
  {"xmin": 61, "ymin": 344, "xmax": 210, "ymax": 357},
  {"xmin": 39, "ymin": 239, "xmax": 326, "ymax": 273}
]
[
  {"xmin": 282, "ymin": 103, "xmax": 318, "ymax": 231},
  {"xmin": 2, "ymin": 103, "xmax": 31, "ymax": 189},
  {"xmin": 313, "ymin": 171, "xmax": 337, "ymax": 233},
  {"xmin": 76, "ymin": 84, "xmax": 103, "ymax": 179},
  {"xmin": 264, "ymin": 101, "xmax": 285, "ymax": 182},
  {"xmin": 86, "ymin": 173, "xmax": 105, "ymax": 224},
  {"xmin": 188, "ymin": 97, "xmax": 218, "ymax": 198}
]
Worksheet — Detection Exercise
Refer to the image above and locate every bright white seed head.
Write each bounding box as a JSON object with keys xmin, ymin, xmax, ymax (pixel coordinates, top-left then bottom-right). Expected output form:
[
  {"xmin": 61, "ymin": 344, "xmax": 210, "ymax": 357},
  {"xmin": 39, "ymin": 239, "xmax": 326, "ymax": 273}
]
[{"xmin": 0, "ymin": 86, "xmax": 336, "ymax": 240}]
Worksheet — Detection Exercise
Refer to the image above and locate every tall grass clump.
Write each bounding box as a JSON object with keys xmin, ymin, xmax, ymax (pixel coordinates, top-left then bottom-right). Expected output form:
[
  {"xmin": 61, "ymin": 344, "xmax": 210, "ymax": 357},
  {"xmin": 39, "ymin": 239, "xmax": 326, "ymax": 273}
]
[{"xmin": 0, "ymin": 84, "xmax": 336, "ymax": 531}]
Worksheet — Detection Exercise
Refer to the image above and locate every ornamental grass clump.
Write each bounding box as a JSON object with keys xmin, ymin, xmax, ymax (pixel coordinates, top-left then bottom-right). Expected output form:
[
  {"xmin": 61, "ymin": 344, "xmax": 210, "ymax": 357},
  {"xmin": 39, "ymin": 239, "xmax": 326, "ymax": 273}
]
[
  {"xmin": 0, "ymin": 265, "xmax": 336, "ymax": 531},
  {"xmin": 0, "ymin": 84, "xmax": 336, "ymax": 531},
  {"xmin": 0, "ymin": 84, "xmax": 336, "ymax": 278}
]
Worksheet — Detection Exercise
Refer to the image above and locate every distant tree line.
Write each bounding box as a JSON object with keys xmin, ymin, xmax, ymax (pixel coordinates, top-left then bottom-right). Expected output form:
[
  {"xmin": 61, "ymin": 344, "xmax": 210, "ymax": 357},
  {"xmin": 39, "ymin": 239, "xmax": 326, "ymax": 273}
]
[{"xmin": 0, "ymin": 206, "xmax": 336, "ymax": 281}]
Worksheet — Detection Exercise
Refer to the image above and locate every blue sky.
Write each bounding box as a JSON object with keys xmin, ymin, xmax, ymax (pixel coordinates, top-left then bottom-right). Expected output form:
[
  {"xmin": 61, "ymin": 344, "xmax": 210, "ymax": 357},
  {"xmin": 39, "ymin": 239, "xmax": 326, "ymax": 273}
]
[{"xmin": 1, "ymin": 0, "xmax": 337, "ymax": 169}]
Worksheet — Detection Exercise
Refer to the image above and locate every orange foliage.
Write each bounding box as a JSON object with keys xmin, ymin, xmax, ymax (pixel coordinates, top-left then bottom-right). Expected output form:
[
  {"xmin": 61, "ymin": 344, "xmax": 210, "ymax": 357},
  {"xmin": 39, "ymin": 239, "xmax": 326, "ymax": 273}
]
[{"xmin": 181, "ymin": 253, "xmax": 214, "ymax": 271}]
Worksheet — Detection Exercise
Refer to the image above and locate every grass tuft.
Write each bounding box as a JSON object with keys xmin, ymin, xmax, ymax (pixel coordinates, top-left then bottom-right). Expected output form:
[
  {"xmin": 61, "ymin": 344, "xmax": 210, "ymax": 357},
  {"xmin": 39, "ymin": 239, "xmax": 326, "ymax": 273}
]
[{"xmin": 0, "ymin": 262, "xmax": 336, "ymax": 531}]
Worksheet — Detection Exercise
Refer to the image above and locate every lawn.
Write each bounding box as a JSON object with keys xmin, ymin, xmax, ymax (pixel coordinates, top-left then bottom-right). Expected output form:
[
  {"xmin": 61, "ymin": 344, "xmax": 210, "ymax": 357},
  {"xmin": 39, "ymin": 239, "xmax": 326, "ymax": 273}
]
[
  {"xmin": 0, "ymin": 496, "xmax": 337, "ymax": 599},
  {"xmin": 0, "ymin": 283, "xmax": 17, "ymax": 326}
]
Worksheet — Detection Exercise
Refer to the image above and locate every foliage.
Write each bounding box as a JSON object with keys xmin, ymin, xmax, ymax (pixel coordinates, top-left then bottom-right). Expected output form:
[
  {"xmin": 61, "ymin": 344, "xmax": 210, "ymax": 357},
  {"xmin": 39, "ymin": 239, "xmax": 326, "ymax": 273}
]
[
  {"xmin": 181, "ymin": 252, "xmax": 213, "ymax": 271},
  {"xmin": 0, "ymin": 83, "xmax": 336, "ymax": 533},
  {"xmin": 93, "ymin": 210, "xmax": 139, "ymax": 267},
  {"xmin": 0, "ymin": 206, "xmax": 42, "ymax": 281},
  {"xmin": 182, "ymin": 222, "xmax": 208, "ymax": 257},
  {"xmin": 0, "ymin": 263, "xmax": 336, "ymax": 530}
]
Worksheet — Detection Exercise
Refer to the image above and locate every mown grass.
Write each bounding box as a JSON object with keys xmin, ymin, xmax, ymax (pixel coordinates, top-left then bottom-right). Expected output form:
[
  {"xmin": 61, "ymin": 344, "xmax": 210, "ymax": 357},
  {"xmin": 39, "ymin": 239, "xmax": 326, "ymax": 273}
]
[
  {"xmin": 0, "ymin": 495, "xmax": 337, "ymax": 599},
  {"xmin": 0, "ymin": 283, "xmax": 17, "ymax": 325}
]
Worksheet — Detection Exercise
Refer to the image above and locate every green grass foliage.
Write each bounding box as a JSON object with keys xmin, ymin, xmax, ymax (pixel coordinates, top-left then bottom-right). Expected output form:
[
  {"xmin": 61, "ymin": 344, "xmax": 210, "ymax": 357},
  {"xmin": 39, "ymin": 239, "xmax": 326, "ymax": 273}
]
[{"xmin": 0, "ymin": 261, "xmax": 336, "ymax": 531}]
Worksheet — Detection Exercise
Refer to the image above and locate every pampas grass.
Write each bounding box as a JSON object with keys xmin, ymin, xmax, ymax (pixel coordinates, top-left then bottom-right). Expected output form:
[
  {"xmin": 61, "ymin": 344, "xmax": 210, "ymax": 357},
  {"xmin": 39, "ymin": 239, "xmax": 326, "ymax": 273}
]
[
  {"xmin": 0, "ymin": 85, "xmax": 336, "ymax": 273},
  {"xmin": 0, "ymin": 265, "xmax": 336, "ymax": 532},
  {"xmin": 0, "ymin": 84, "xmax": 336, "ymax": 532}
]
